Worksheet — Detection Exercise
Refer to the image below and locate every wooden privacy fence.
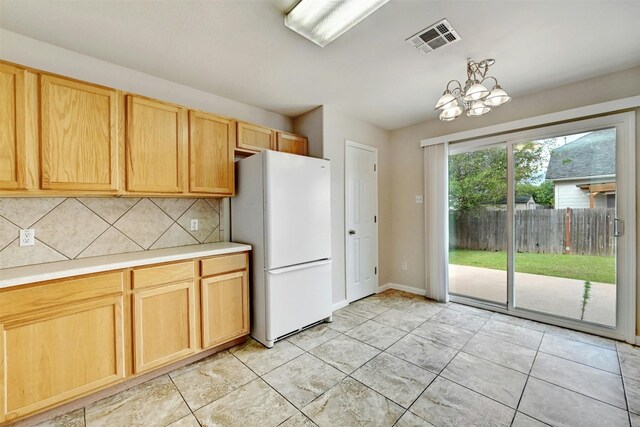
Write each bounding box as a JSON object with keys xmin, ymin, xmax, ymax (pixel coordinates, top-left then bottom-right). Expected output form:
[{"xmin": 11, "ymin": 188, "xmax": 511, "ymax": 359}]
[{"xmin": 450, "ymin": 208, "xmax": 615, "ymax": 256}]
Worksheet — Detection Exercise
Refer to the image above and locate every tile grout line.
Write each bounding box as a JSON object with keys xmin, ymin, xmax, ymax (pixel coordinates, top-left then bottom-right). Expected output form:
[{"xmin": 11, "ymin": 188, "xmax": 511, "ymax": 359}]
[
  {"xmin": 475, "ymin": 325, "xmax": 621, "ymax": 375},
  {"xmin": 27, "ymin": 198, "xmax": 99, "ymax": 259},
  {"xmin": 617, "ymin": 347, "xmax": 633, "ymax": 425},
  {"xmin": 77, "ymin": 197, "xmax": 146, "ymax": 254},
  {"xmin": 76, "ymin": 196, "xmax": 137, "ymax": 227},
  {"xmin": 511, "ymin": 325, "xmax": 546, "ymax": 426},
  {"xmin": 149, "ymin": 198, "xmax": 197, "ymax": 222},
  {"xmin": 129, "ymin": 198, "xmax": 190, "ymax": 250},
  {"xmin": 227, "ymin": 348, "xmax": 313, "ymax": 413},
  {"xmin": 73, "ymin": 225, "xmax": 116, "ymax": 260},
  {"xmin": 0, "ymin": 213, "xmax": 29, "ymax": 230},
  {"xmin": 166, "ymin": 373, "xmax": 201, "ymax": 426},
  {"xmin": 534, "ymin": 346, "xmax": 622, "ymax": 376}
]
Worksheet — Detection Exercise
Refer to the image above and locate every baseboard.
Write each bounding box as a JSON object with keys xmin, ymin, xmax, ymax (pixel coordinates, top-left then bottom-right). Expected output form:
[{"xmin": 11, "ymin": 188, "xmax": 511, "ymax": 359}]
[
  {"xmin": 635, "ymin": 336, "xmax": 640, "ymax": 345},
  {"xmin": 381, "ymin": 282, "xmax": 426, "ymax": 296},
  {"xmin": 331, "ymin": 300, "xmax": 349, "ymax": 311},
  {"xmin": 376, "ymin": 283, "xmax": 390, "ymax": 293}
]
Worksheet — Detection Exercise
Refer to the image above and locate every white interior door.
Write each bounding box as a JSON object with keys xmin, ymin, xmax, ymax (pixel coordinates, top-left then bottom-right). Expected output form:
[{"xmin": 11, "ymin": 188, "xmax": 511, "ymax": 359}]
[{"xmin": 346, "ymin": 141, "xmax": 378, "ymax": 302}]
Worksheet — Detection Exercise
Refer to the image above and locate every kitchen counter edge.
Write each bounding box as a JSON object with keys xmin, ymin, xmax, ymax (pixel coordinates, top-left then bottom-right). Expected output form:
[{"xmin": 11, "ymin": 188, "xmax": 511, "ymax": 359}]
[{"xmin": 0, "ymin": 242, "xmax": 252, "ymax": 289}]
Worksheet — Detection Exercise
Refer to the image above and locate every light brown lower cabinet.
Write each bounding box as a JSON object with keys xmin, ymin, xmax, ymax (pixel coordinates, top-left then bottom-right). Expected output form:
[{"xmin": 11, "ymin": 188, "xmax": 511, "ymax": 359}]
[
  {"xmin": 133, "ymin": 281, "xmax": 197, "ymax": 373},
  {"xmin": 0, "ymin": 272, "xmax": 125, "ymax": 423},
  {"xmin": 0, "ymin": 251, "xmax": 250, "ymax": 425},
  {"xmin": 201, "ymin": 270, "xmax": 249, "ymax": 348}
]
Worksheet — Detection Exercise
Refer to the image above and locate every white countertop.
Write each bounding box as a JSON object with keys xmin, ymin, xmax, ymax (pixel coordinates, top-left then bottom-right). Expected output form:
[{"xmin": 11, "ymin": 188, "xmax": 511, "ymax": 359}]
[{"xmin": 0, "ymin": 242, "xmax": 252, "ymax": 289}]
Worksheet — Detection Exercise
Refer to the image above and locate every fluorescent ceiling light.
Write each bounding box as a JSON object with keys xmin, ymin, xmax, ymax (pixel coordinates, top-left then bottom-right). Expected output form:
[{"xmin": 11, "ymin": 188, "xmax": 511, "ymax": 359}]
[{"xmin": 285, "ymin": 0, "xmax": 390, "ymax": 47}]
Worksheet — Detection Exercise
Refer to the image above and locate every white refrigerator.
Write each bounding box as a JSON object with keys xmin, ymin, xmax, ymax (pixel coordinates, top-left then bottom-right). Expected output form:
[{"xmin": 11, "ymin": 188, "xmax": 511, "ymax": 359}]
[{"xmin": 231, "ymin": 150, "xmax": 332, "ymax": 348}]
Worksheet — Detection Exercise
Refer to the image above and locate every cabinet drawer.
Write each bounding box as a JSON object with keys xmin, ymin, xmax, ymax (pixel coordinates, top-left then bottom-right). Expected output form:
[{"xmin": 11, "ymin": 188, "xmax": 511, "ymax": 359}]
[
  {"xmin": 132, "ymin": 261, "xmax": 194, "ymax": 289},
  {"xmin": 0, "ymin": 271, "xmax": 124, "ymax": 320},
  {"xmin": 201, "ymin": 253, "xmax": 247, "ymax": 277}
]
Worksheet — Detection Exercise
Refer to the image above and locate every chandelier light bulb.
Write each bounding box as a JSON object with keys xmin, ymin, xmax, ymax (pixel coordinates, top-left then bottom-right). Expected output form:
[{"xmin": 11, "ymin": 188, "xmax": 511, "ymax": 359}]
[
  {"xmin": 439, "ymin": 106, "xmax": 463, "ymax": 121},
  {"xmin": 463, "ymin": 83, "xmax": 490, "ymax": 102},
  {"xmin": 435, "ymin": 91, "xmax": 457, "ymax": 110},
  {"xmin": 484, "ymin": 85, "xmax": 511, "ymax": 107},
  {"xmin": 466, "ymin": 101, "xmax": 491, "ymax": 117}
]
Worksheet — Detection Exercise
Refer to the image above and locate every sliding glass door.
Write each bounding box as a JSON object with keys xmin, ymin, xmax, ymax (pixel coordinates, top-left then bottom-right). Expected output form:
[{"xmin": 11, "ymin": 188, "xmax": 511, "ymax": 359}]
[
  {"xmin": 448, "ymin": 144, "xmax": 508, "ymax": 305},
  {"xmin": 512, "ymin": 132, "xmax": 617, "ymax": 327},
  {"xmin": 447, "ymin": 113, "xmax": 635, "ymax": 340}
]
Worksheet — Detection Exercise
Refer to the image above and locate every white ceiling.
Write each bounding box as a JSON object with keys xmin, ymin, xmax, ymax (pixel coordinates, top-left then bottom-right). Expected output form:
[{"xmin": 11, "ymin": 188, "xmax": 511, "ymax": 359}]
[{"xmin": 2, "ymin": 0, "xmax": 640, "ymax": 130}]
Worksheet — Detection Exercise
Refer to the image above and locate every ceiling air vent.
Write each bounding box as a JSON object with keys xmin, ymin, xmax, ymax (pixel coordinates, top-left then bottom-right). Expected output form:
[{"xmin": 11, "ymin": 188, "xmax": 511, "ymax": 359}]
[{"xmin": 406, "ymin": 19, "xmax": 460, "ymax": 54}]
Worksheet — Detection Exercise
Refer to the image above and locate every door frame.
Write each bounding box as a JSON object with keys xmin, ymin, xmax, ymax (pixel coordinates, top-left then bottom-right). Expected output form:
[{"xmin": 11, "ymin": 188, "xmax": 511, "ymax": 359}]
[
  {"xmin": 448, "ymin": 112, "xmax": 636, "ymax": 343},
  {"xmin": 345, "ymin": 140, "xmax": 379, "ymax": 303}
]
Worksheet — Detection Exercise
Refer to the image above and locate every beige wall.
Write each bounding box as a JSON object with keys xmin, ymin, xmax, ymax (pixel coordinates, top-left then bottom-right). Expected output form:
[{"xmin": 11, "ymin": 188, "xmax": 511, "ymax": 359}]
[
  {"xmin": 293, "ymin": 106, "xmax": 323, "ymax": 158},
  {"xmin": 0, "ymin": 29, "xmax": 292, "ymax": 131},
  {"xmin": 388, "ymin": 65, "xmax": 640, "ymax": 332},
  {"xmin": 315, "ymin": 107, "xmax": 391, "ymax": 305}
]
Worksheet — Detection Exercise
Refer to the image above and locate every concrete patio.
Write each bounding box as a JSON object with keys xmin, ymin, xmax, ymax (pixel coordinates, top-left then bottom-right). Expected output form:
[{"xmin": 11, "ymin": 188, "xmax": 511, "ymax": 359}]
[{"xmin": 449, "ymin": 264, "xmax": 616, "ymax": 326}]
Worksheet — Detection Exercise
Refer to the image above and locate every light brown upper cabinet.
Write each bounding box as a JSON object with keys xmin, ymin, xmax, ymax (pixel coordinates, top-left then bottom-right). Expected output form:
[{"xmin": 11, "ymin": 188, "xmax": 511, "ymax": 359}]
[
  {"xmin": 236, "ymin": 121, "xmax": 275, "ymax": 152},
  {"xmin": 0, "ymin": 64, "xmax": 27, "ymax": 191},
  {"xmin": 40, "ymin": 75, "xmax": 119, "ymax": 192},
  {"xmin": 189, "ymin": 111, "xmax": 235, "ymax": 195},
  {"xmin": 277, "ymin": 132, "xmax": 308, "ymax": 156},
  {"xmin": 126, "ymin": 95, "xmax": 187, "ymax": 193}
]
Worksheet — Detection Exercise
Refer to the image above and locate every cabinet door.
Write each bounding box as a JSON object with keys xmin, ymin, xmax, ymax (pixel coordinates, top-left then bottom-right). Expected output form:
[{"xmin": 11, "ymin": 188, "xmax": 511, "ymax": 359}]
[
  {"xmin": 0, "ymin": 297, "xmax": 125, "ymax": 422},
  {"xmin": 0, "ymin": 63, "xmax": 26, "ymax": 190},
  {"xmin": 133, "ymin": 281, "xmax": 197, "ymax": 373},
  {"xmin": 201, "ymin": 270, "xmax": 249, "ymax": 349},
  {"xmin": 237, "ymin": 122, "xmax": 275, "ymax": 152},
  {"xmin": 126, "ymin": 96, "xmax": 186, "ymax": 193},
  {"xmin": 189, "ymin": 111, "xmax": 235, "ymax": 195},
  {"xmin": 40, "ymin": 75, "xmax": 118, "ymax": 191},
  {"xmin": 277, "ymin": 132, "xmax": 308, "ymax": 156}
]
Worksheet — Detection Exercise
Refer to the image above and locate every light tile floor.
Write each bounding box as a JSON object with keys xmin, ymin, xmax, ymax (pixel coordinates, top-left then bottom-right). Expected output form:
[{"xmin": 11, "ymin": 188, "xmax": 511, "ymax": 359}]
[{"xmin": 36, "ymin": 289, "xmax": 639, "ymax": 427}]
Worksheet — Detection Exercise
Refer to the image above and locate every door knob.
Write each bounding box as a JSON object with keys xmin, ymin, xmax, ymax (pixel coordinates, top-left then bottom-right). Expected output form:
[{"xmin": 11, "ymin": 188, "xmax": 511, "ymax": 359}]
[{"xmin": 348, "ymin": 229, "xmax": 356, "ymax": 235}]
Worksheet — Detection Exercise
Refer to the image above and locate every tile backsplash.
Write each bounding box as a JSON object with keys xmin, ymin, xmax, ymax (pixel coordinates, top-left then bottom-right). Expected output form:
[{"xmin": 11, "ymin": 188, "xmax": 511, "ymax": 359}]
[{"xmin": 0, "ymin": 197, "xmax": 224, "ymax": 269}]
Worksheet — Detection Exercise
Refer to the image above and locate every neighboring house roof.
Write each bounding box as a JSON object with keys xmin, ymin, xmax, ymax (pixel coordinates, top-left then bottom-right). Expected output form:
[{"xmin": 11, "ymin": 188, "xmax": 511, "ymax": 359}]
[
  {"xmin": 496, "ymin": 195, "xmax": 534, "ymax": 204},
  {"xmin": 545, "ymin": 128, "xmax": 615, "ymax": 180},
  {"xmin": 516, "ymin": 195, "xmax": 534, "ymax": 204}
]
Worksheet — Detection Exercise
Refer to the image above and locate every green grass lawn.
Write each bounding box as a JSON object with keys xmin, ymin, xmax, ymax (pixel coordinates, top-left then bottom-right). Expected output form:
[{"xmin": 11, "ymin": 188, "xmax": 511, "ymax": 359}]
[{"xmin": 449, "ymin": 249, "xmax": 615, "ymax": 284}]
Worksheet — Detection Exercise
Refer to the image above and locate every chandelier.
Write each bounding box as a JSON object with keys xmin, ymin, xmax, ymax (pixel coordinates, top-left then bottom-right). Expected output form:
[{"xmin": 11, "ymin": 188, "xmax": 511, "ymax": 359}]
[{"xmin": 435, "ymin": 58, "xmax": 511, "ymax": 121}]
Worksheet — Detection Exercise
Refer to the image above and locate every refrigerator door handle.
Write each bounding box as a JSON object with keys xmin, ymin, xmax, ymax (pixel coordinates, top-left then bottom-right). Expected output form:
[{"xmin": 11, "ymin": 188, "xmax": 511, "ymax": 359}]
[{"xmin": 268, "ymin": 259, "xmax": 332, "ymax": 275}]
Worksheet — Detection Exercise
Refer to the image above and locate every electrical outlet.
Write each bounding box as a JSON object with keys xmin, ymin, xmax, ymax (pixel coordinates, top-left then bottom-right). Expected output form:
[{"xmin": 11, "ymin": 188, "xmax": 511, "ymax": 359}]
[
  {"xmin": 402, "ymin": 261, "xmax": 408, "ymax": 271},
  {"xmin": 415, "ymin": 195, "xmax": 424, "ymax": 204},
  {"xmin": 20, "ymin": 229, "xmax": 35, "ymax": 247},
  {"xmin": 190, "ymin": 219, "xmax": 199, "ymax": 231}
]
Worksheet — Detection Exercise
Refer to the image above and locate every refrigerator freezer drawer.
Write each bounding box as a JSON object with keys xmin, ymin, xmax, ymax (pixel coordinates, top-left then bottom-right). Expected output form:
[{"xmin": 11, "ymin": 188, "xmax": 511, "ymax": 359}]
[{"xmin": 262, "ymin": 260, "xmax": 332, "ymax": 345}]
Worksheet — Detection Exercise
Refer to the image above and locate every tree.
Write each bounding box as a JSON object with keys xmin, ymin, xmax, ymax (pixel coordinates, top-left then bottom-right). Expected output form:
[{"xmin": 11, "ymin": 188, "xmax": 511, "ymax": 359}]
[
  {"xmin": 449, "ymin": 142, "xmax": 545, "ymax": 212},
  {"xmin": 533, "ymin": 180, "xmax": 554, "ymax": 207},
  {"xmin": 515, "ymin": 180, "xmax": 554, "ymax": 207}
]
